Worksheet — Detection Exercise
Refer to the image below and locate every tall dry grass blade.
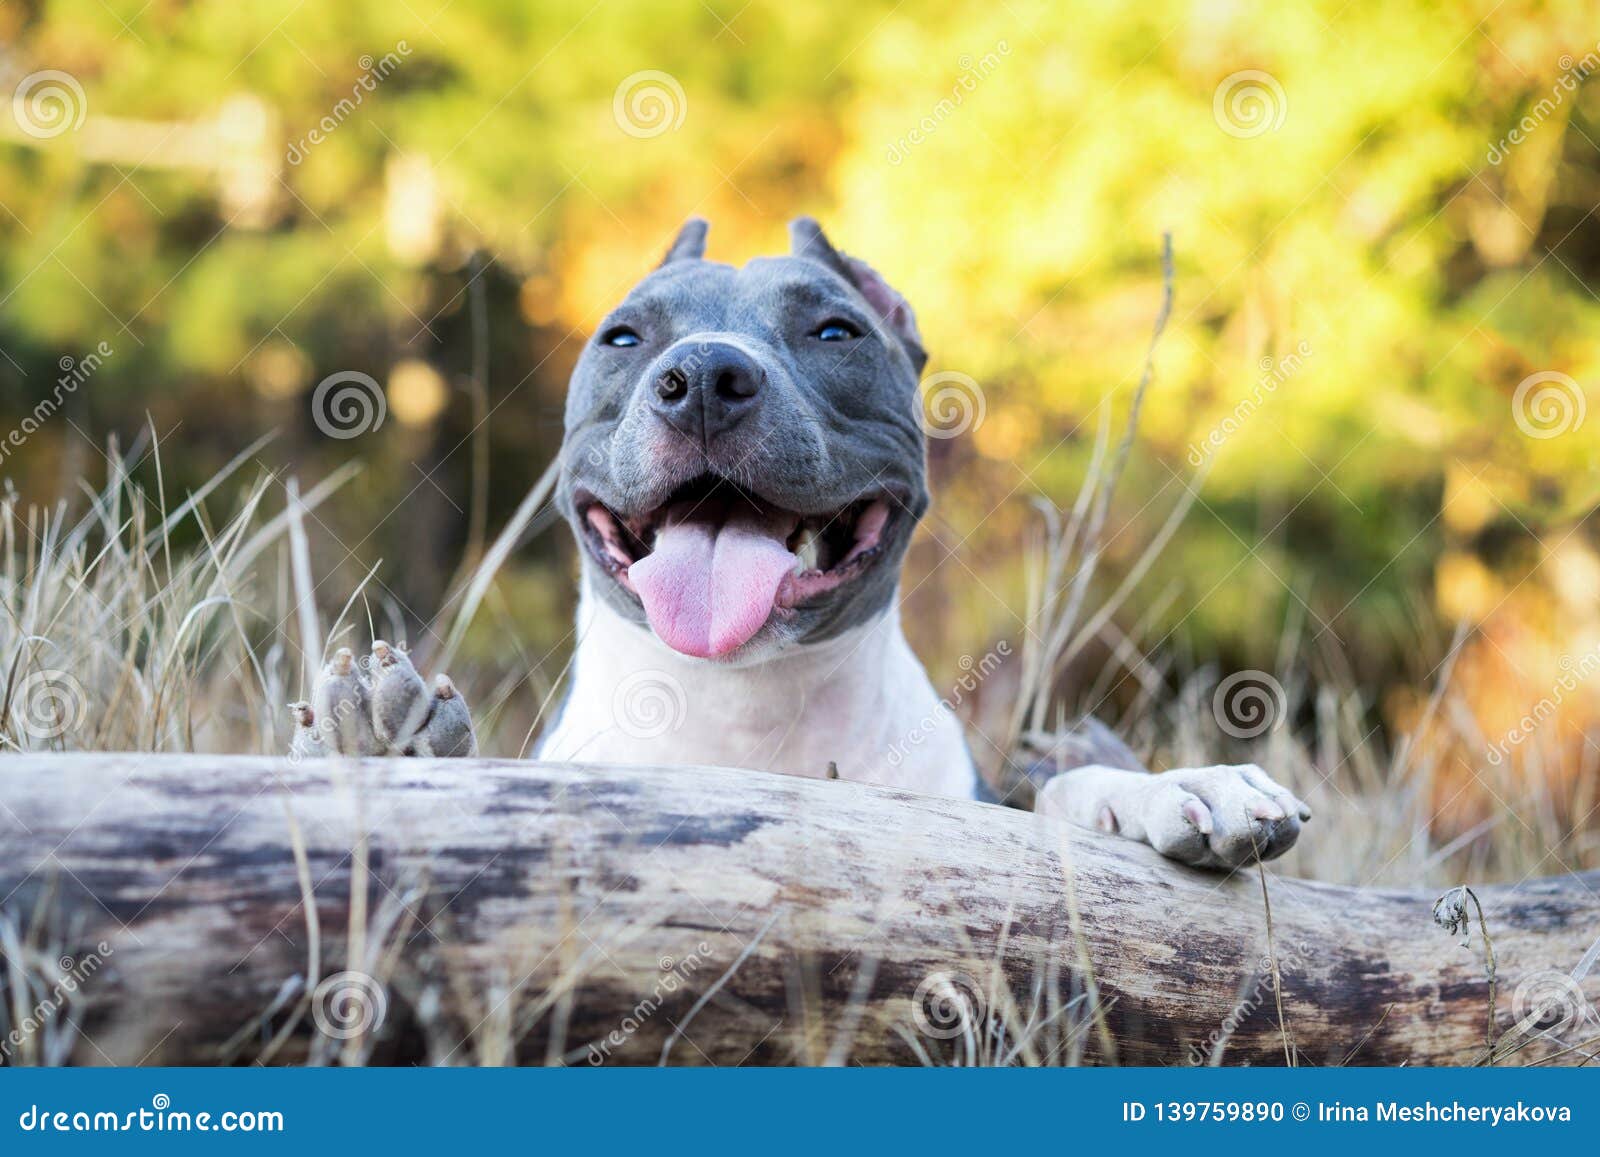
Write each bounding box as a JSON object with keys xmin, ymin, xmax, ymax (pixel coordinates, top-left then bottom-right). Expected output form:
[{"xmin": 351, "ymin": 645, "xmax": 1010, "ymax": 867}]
[
  {"xmin": 1057, "ymin": 456, "xmax": 1209, "ymax": 673},
  {"xmin": 284, "ymin": 478, "xmax": 323, "ymax": 682},
  {"xmin": 659, "ymin": 910, "xmax": 780, "ymax": 1065},
  {"xmin": 143, "ymin": 431, "xmax": 277, "ymax": 551},
  {"xmin": 1016, "ymin": 233, "xmax": 1176, "ymax": 743},
  {"xmin": 431, "ymin": 456, "xmax": 559, "ymax": 672},
  {"xmin": 224, "ymin": 463, "xmax": 360, "ymax": 581},
  {"xmin": 1255, "ymin": 863, "xmax": 1295, "ymax": 1066}
]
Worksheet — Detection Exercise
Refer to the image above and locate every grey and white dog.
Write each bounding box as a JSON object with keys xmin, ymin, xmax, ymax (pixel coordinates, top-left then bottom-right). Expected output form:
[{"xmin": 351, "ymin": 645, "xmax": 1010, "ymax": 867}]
[{"xmin": 295, "ymin": 217, "xmax": 1309, "ymax": 870}]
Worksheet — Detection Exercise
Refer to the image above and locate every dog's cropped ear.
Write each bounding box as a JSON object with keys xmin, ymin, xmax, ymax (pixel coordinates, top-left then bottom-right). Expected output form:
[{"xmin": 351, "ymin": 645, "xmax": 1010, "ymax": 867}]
[
  {"xmin": 659, "ymin": 217, "xmax": 709, "ymax": 266},
  {"xmin": 789, "ymin": 216, "xmax": 926, "ymax": 374},
  {"xmin": 788, "ymin": 217, "xmax": 851, "ymax": 278}
]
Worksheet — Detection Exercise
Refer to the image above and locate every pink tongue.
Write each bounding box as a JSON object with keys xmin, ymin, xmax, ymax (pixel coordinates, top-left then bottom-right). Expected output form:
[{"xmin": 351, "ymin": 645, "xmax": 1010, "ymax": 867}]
[{"xmin": 630, "ymin": 508, "xmax": 798, "ymax": 658}]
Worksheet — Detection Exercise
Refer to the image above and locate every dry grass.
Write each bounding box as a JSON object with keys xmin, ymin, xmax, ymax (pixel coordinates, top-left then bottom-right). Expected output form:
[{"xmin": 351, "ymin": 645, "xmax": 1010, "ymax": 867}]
[
  {"xmin": 2, "ymin": 418, "xmax": 1596, "ymax": 1068},
  {"xmin": 0, "ymin": 429, "xmax": 557, "ymax": 762},
  {"xmin": 0, "ymin": 430, "xmax": 356, "ymax": 756},
  {"xmin": 985, "ymin": 234, "xmax": 1598, "ymax": 890},
  {"xmin": 10, "ymin": 434, "xmax": 1590, "ymax": 889}
]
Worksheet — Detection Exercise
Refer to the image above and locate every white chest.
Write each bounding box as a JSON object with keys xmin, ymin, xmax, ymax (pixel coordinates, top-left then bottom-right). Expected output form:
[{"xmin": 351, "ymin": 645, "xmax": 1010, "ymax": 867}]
[{"xmin": 537, "ymin": 590, "xmax": 977, "ymax": 799}]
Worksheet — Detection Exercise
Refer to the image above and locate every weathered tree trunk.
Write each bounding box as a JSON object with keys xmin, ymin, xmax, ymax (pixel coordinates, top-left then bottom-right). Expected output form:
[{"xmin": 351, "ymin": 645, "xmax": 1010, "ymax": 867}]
[{"xmin": 0, "ymin": 754, "xmax": 1595, "ymax": 1066}]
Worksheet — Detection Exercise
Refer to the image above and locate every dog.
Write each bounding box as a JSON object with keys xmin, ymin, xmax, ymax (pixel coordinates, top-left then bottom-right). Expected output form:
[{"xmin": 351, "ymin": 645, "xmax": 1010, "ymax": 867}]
[{"xmin": 294, "ymin": 217, "xmax": 1309, "ymax": 870}]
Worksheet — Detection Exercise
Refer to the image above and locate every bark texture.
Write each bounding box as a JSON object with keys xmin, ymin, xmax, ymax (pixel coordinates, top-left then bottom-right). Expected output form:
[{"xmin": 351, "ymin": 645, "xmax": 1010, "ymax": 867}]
[{"xmin": 1, "ymin": 754, "xmax": 1596, "ymax": 1066}]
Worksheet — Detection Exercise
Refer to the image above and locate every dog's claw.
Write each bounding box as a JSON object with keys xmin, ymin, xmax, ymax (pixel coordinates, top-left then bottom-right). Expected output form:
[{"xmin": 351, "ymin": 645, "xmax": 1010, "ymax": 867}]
[
  {"xmin": 312, "ymin": 647, "xmax": 380, "ymax": 756},
  {"xmin": 1142, "ymin": 764, "xmax": 1308, "ymax": 871},
  {"xmin": 293, "ymin": 642, "xmax": 477, "ymax": 759},
  {"xmin": 288, "ymin": 701, "xmax": 328, "ymax": 760},
  {"xmin": 370, "ymin": 640, "xmax": 430, "ymax": 747},
  {"xmin": 1251, "ymin": 799, "xmax": 1286, "ymax": 822},
  {"xmin": 411, "ymin": 674, "xmax": 477, "ymax": 757},
  {"xmin": 1181, "ymin": 797, "xmax": 1214, "ymax": 834}
]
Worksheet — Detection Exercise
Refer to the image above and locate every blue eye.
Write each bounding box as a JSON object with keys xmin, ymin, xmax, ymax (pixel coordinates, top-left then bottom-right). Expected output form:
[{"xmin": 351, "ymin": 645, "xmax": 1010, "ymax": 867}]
[
  {"xmin": 602, "ymin": 326, "xmax": 642, "ymax": 348},
  {"xmin": 814, "ymin": 320, "xmax": 860, "ymax": 342}
]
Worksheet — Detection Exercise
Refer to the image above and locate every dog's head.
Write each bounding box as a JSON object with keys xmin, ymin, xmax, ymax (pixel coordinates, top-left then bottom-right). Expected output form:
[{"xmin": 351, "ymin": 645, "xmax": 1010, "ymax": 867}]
[{"xmin": 558, "ymin": 217, "xmax": 929, "ymax": 663}]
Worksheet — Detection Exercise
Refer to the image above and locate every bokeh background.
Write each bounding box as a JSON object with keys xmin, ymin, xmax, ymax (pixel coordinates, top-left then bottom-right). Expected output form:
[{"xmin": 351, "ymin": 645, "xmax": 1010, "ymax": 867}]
[{"xmin": 2, "ymin": 1, "xmax": 1599, "ymax": 856}]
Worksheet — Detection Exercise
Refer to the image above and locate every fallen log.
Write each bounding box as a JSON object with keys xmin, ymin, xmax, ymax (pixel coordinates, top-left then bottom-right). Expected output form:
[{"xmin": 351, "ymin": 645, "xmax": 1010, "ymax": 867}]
[{"xmin": 0, "ymin": 754, "xmax": 1596, "ymax": 1066}]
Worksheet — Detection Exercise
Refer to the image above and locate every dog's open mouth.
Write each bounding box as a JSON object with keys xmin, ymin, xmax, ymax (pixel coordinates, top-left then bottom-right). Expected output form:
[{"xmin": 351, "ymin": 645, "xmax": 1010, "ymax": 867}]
[{"xmin": 578, "ymin": 475, "xmax": 895, "ymax": 659}]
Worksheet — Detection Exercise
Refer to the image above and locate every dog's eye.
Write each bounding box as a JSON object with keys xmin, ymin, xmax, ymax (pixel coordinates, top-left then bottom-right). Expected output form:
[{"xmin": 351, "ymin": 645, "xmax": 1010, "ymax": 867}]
[
  {"xmin": 601, "ymin": 326, "xmax": 642, "ymax": 348},
  {"xmin": 813, "ymin": 320, "xmax": 860, "ymax": 342}
]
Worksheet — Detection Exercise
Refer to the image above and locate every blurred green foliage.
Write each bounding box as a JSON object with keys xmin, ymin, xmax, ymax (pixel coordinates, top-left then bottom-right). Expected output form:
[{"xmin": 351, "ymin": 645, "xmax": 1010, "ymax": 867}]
[{"xmin": 2, "ymin": 0, "xmax": 1599, "ymax": 705}]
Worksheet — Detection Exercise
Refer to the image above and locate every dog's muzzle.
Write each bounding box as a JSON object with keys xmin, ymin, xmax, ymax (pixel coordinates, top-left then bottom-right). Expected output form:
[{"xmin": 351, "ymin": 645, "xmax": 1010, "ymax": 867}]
[{"xmin": 578, "ymin": 476, "xmax": 900, "ymax": 660}]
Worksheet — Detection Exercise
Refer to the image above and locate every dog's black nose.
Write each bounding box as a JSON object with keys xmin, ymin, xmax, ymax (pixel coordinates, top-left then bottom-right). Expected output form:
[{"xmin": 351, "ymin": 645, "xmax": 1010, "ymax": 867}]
[{"xmin": 648, "ymin": 340, "xmax": 764, "ymax": 442}]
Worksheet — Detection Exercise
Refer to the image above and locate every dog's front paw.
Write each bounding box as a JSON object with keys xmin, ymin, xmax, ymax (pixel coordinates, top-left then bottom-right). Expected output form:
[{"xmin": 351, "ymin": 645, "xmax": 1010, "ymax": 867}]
[
  {"xmin": 1133, "ymin": 765, "xmax": 1309, "ymax": 870},
  {"xmin": 289, "ymin": 642, "xmax": 477, "ymax": 759}
]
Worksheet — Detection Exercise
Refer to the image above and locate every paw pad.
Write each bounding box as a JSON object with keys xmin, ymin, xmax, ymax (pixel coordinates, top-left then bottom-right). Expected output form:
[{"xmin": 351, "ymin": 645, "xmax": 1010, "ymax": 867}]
[{"xmin": 290, "ymin": 641, "xmax": 477, "ymax": 759}]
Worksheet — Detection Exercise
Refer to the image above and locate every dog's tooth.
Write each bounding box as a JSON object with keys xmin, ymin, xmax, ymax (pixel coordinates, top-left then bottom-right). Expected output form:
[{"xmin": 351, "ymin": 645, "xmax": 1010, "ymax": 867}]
[{"xmin": 794, "ymin": 526, "xmax": 820, "ymax": 572}]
